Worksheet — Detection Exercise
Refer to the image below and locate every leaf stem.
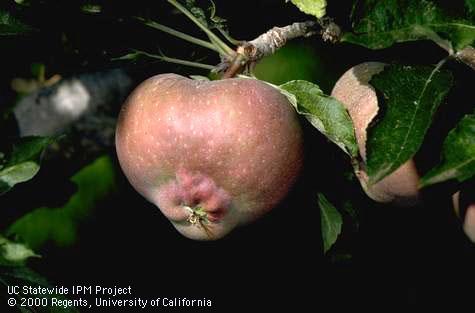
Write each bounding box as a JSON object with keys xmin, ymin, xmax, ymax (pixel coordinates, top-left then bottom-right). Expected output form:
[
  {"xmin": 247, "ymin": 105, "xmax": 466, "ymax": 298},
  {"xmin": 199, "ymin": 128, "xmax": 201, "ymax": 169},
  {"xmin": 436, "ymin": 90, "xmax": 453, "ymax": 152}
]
[
  {"xmin": 216, "ymin": 27, "xmax": 242, "ymax": 45},
  {"xmin": 434, "ymin": 55, "xmax": 449, "ymax": 72},
  {"xmin": 167, "ymin": 0, "xmax": 235, "ymax": 58},
  {"xmin": 135, "ymin": 17, "xmax": 220, "ymax": 53},
  {"xmin": 133, "ymin": 50, "xmax": 215, "ymax": 70}
]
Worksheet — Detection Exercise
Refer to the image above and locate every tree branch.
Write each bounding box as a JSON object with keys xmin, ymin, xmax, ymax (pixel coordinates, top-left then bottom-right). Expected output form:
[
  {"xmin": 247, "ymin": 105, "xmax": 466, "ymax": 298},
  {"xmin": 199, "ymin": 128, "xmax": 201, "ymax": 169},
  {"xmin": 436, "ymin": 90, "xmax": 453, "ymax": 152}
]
[
  {"xmin": 242, "ymin": 21, "xmax": 318, "ymax": 61},
  {"xmin": 222, "ymin": 19, "xmax": 341, "ymax": 78},
  {"xmin": 455, "ymin": 46, "xmax": 475, "ymax": 71}
]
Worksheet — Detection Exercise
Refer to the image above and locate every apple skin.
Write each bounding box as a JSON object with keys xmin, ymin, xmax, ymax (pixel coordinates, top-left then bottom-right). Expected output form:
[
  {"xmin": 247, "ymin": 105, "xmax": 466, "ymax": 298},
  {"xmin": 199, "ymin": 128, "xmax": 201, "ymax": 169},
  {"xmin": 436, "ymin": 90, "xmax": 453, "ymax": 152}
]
[
  {"xmin": 331, "ymin": 62, "xmax": 420, "ymax": 206},
  {"xmin": 453, "ymin": 186, "xmax": 475, "ymax": 243},
  {"xmin": 115, "ymin": 74, "xmax": 304, "ymax": 240}
]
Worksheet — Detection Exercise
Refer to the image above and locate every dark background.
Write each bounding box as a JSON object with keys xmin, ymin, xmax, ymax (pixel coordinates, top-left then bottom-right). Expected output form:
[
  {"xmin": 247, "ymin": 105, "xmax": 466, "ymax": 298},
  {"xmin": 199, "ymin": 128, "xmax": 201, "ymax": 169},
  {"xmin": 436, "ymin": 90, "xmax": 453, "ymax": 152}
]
[{"xmin": 1, "ymin": 0, "xmax": 475, "ymax": 311}]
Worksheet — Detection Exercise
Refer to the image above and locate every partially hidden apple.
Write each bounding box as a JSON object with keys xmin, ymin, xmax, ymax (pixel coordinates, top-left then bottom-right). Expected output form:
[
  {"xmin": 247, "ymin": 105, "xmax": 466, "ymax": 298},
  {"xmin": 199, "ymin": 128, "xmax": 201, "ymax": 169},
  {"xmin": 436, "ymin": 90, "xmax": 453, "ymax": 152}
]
[
  {"xmin": 331, "ymin": 62, "xmax": 420, "ymax": 206},
  {"xmin": 453, "ymin": 183, "xmax": 475, "ymax": 243},
  {"xmin": 115, "ymin": 74, "xmax": 304, "ymax": 240}
]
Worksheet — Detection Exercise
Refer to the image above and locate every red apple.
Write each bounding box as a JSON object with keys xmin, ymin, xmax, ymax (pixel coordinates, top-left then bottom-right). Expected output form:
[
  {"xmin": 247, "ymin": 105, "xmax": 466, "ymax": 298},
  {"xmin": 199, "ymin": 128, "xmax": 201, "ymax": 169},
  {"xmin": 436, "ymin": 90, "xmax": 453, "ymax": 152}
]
[
  {"xmin": 115, "ymin": 74, "xmax": 303, "ymax": 240},
  {"xmin": 453, "ymin": 184, "xmax": 475, "ymax": 243}
]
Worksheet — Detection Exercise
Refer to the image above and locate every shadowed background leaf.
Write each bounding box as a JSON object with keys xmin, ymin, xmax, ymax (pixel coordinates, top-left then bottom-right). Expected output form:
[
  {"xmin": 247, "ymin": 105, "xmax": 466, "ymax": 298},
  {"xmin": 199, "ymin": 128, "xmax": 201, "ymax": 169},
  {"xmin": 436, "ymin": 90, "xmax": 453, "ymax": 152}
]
[
  {"xmin": 0, "ymin": 137, "xmax": 53, "ymax": 196},
  {"xmin": 421, "ymin": 113, "xmax": 475, "ymax": 186},
  {"xmin": 0, "ymin": 265, "xmax": 80, "ymax": 313},
  {"xmin": 0, "ymin": 9, "xmax": 34, "ymax": 36},
  {"xmin": 344, "ymin": 0, "xmax": 475, "ymax": 51},
  {"xmin": 7, "ymin": 156, "xmax": 117, "ymax": 249},
  {"xmin": 318, "ymin": 193, "xmax": 342, "ymax": 254},
  {"xmin": 253, "ymin": 42, "xmax": 326, "ymax": 87}
]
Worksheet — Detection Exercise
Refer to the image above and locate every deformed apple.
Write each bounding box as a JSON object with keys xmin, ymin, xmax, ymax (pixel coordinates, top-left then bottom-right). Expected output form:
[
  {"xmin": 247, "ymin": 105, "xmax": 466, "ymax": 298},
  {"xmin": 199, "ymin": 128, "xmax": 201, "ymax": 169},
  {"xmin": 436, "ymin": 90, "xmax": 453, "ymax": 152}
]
[
  {"xmin": 331, "ymin": 62, "xmax": 420, "ymax": 206},
  {"xmin": 115, "ymin": 74, "xmax": 304, "ymax": 240}
]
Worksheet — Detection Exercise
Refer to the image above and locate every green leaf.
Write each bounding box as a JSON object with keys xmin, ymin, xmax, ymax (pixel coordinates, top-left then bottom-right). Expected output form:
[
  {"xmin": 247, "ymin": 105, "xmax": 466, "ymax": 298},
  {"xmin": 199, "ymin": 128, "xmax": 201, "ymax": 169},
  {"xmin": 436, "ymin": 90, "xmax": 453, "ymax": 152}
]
[
  {"xmin": 366, "ymin": 64, "xmax": 453, "ymax": 183},
  {"xmin": 14, "ymin": 0, "xmax": 33, "ymax": 5},
  {"xmin": 0, "ymin": 162, "xmax": 39, "ymax": 193},
  {"xmin": 280, "ymin": 80, "xmax": 358, "ymax": 157},
  {"xmin": 111, "ymin": 51, "xmax": 142, "ymax": 62},
  {"xmin": 207, "ymin": 0, "xmax": 227, "ymax": 27},
  {"xmin": 289, "ymin": 0, "xmax": 327, "ymax": 19},
  {"xmin": 184, "ymin": 0, "xmax": 229, "ymax": 30},
  {"xmin": 343, "ymin": 0, "xmax": 475, "ymax": 51},
  {"xmin": 80, "ymin": 4, "xmax": 102, "ymax": 14},
  {"xmin": 7, "ymin": 156, "xmax": 117, "ymax": 249},
  {"xmin": 420, "ymin": 114, "xmax": 475, "ymax": 187},
  {"xmin": 6, "ymin": 137, "xmax": 53, "ymax": 167},
  {"xmin": 318, "ymin": 193, "xmax": 342, "ymax": 254},
  {"xmin": 185, "ymin": 0, "xmax": 209, "ymax": 27},
  {"xmin": 0, "ymin": 137, "xmax": 53, "ymax": 196},
  {"xmin": 0, "ymin": 236, "xmax": 39, "ymax": 265},
  {"xmin": 0, "ymin": 10, "xmax": 34, "ymax": 36},
  {"xmin": 467, "ymin": 0, "xmax": 475, "ymax": 16}
]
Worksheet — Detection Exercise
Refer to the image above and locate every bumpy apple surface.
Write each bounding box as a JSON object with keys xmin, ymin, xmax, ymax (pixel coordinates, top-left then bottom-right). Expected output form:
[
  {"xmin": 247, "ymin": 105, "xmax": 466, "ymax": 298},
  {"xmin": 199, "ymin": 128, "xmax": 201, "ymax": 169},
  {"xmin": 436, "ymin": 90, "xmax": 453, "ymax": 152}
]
[
  {"xmin": 115, "ymin": 74, "xmax": 304, "ymax": 240},
  {"xmin": 331, "ymin": 62, "xmax": 420, "ymax": 206}
]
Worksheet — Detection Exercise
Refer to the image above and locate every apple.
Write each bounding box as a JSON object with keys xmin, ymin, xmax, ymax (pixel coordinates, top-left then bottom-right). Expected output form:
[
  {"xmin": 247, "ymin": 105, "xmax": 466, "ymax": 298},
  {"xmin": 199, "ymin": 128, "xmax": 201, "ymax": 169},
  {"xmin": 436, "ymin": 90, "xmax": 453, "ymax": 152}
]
[
  {"xmin": 115, "ymin": 74, "xmax": 304, "ymax": 240},
  {"xmin": 331, "ymin": 62, "xmax": 420, "ymax": 206},
  {"xmin": 453, "ymin": 183, "xmax": 475, "ymax": 243}
]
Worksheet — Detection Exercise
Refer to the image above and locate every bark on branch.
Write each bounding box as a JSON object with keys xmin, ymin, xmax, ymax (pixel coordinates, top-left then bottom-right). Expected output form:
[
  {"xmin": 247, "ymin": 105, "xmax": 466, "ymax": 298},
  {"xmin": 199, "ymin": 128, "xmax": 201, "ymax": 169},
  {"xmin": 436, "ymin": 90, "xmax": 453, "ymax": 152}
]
[
  {"xmin": 455, "ymin": 46, "xmax": 475, "ymax": 71},
  {"xmin": 222, "ymin": 19, "xmax": 341, "ymax": 78},
  {"xmin": 241, "ymin": 21, "xmax": 318, "ymax": 61}
]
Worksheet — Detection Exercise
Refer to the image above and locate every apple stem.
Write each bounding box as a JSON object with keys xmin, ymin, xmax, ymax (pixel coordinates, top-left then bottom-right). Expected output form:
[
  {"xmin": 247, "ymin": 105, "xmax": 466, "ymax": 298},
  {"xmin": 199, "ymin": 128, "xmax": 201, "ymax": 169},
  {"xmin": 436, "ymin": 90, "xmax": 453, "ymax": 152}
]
[
  {"xmin": 167, "ymin": 0, "xmax": 235, "ymax": 58},
  {"xmin": 221, "ymin": 54, "xmax": 247, "ymax": 79},
  {"xmin": 184, "ymin": 205, "xmax": 214, "ymax": 239},
  {"xmin": 199, "ymin": 220, "xmax": 214, "ymax": 239}
]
